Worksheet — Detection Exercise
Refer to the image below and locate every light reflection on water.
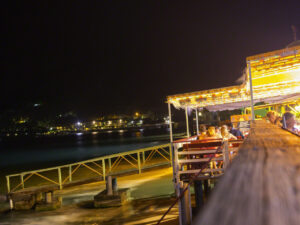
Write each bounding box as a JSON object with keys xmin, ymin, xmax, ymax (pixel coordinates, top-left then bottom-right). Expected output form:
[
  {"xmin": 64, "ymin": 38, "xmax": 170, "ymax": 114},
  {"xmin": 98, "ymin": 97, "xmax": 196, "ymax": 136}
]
[{"xmin": 0, "ymin": 131, "xmax": 172, "ymax": 169}]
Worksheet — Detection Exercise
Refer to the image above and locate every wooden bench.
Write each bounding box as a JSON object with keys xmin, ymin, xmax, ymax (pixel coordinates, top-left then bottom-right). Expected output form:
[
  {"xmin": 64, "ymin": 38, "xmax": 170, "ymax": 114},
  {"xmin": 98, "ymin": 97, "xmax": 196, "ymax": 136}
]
[{"xmin": 178, "ymin": 139, "xmax": 243, "ymax": 181}]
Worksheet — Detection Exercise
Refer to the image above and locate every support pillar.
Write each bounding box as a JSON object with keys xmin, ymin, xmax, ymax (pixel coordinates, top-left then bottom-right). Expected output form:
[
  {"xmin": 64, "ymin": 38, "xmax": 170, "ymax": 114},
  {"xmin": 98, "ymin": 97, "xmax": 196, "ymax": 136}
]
[
  {"xmin": 195, "ymin": 108, "xmax": 199, "ymax": 135},
  {"xmin": 168, "ymin": 102, "xmax": 173, "ymax": 142},
  {"xmin": 248, "ymin": 62, "xmax": 255, "ymax": 121},
  {"xmin": 194, "ymin": 180, "xmax": 204, "ymax": 209},
  {"xmin": 185, "ymin": 107, "xmax": 190, "ymax": 138},
  {"xmin": 179, "ymin": 182, "xmax": 192, "ymax": 225},
  {"xmin": 106, "ymin": 175, "xmax": 113, "ymax": 195}
]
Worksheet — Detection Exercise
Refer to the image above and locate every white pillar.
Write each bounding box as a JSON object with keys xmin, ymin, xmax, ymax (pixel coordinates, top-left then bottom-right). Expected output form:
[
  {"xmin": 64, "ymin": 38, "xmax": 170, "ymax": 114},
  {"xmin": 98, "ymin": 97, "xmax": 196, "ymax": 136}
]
[
  {"xmin": 185, "ymin": 107, "xmax": 190, "ymax": 138},
  {"xmin": 248, "ymin": 62, "xmax": 255, "ymax": 121},
  {"xmin": 195, "ymin": 108, "xmax": 199, "ymax": 135},
  {"xmin": 168, "ymin": 103, "xmax": 173, "ymax": 142}
]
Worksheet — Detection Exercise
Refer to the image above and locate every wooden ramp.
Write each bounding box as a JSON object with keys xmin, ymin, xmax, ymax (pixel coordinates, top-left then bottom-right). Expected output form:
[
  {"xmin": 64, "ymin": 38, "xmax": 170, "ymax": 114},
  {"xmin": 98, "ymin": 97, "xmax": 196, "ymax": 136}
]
[{"xmin": 193, "ymin": 120, "xmax": 300, "ymax": 225}]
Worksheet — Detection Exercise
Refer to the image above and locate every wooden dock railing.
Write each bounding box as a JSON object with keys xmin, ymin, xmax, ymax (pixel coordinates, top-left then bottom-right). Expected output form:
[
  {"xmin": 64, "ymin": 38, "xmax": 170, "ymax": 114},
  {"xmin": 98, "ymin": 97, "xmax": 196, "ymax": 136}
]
[
  {"xmin": 193, "ymin": 120, "xmax": 300, "ymax": 225},
  {"xmin": 6, "ymin": 143, "xmax": 171, "ymax": 193}
]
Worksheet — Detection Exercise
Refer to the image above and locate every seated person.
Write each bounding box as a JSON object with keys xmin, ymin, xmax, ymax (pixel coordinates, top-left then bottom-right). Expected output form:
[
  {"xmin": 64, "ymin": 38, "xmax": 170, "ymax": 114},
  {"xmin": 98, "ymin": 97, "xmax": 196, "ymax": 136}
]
[
  {"xmin": 221, "ymin": 125, "xmax": 237, "ymax": 140},
  {"xmin": 266, "ymin": 111, "xmax": 282, "ymax": 126},
  {"xmin": 197, "ymin": 124, "xmax": 207, "ymax": 139},
  {"xmin": 199, "ymin": 126, "xmax": 222, "ymax": 140},
  {"xmin": 227, "ymin": 122, "xmax": 244, "ymax": 139},
  {"xmin": 282, "ymin": 112, "xmax": 299, "ymax": 134}
]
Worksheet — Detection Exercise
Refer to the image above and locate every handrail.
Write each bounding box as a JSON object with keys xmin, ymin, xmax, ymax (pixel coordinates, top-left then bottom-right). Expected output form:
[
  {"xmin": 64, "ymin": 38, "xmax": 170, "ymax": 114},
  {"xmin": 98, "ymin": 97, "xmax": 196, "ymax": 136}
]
[
  {"xmin": 6, "ymin": 143, "xmax": 172, "ymax": 193},
  {"xmin": 7, "ymin": 144, "xmax": 170, "ymax": 177}
]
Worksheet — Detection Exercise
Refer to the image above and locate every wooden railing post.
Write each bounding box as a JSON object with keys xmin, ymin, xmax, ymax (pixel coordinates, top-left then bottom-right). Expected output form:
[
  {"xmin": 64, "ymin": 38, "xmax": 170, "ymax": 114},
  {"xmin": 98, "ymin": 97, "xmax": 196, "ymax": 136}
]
[
  {"xmin": 222, "ymin": 140, "xmax": 229, "ymax": 169},
  {"xmin": 6, "ymin": 176, "xmax": 10, "ymax": 193},
  {"xmin": 69, "ymin": 165, "xmax": 72, "ymax": 182},
  {"xmin": 137, "ymin": 152, "xmax": 141, "ymax": 174},
  {"xmin": 58, "ymin": 168, "xmax": 62, "ymax": 190},
  {"xmin": 102, "ymin": 159, "xmax": 106, "ymax": 181},
  {"xmin": 179, "ymin": 182, "xmax": 192, "ymax": 225}
]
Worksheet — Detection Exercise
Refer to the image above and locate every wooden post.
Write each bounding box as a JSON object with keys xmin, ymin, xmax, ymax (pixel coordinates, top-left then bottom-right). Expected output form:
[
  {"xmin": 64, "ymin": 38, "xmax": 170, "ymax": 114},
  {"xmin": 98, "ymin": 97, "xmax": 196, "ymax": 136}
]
[
  {"xmin": 9, "ymin": 198, "xmax": 13, "ymax": 210},
  {"xmin": 222, "ymin": 140, "xmax": 229, "ymax": 169},
  {"xmin": 45, "ymin": 192, "xmax": 52, "ymax": 203},
  {"xmin": 137, "ymin": 152, "xmax": 141, "ymax": 174},
  {"xmin": 102, "ymin": 159, "xmax": 106, "ymax": 181},
  {"xmin": 179, "ymin": 182, "xmax": 192, "ymax": 225},
  {"xmin": 203, "ymin": 180, "xmax": 210, "ymax": 198},
  {"xmin": 21, "ymin": 174, "xmax": 24, "ymax": 189},
  {"xmin": 58, "ymin": 167, "xmax": 62, "ymax": 190},
  {"xmin": 6, "ymin": 176, "xmax": 10, "ymax": 193},
  {"xmin": 69, "ymin": 165, "xmax": 72, "ymax": 182},
  {"xmin": 194, "ymin": 180, "xmax": 204, "ymax": 209},
  {"xmin": 106, "ymin": 175, "xmax": 113, "ymax": 195},
  {"xmin": 112, "ymin": 178, "xmax": 118, "ymax": 192}
]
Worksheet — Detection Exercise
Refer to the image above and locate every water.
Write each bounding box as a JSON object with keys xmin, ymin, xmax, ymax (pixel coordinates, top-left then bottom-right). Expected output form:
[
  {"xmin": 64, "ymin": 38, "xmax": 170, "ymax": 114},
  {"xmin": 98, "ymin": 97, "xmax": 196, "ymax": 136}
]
[{"xmin": 0, "ymin": 128, "xmax": 182, "ymax": 193}]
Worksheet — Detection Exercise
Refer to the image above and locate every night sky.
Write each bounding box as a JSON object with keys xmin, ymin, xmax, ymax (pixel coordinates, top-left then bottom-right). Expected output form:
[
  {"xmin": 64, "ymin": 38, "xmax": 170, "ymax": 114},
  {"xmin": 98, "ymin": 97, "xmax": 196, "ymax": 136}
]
[{"xmin": 1, "ymin": 1, "xmax": 300, "ymax": 118}]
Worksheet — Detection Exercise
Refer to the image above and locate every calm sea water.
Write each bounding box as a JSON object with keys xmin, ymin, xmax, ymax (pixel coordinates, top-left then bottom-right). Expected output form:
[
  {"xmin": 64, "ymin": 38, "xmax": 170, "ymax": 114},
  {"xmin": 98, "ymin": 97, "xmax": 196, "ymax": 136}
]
[
  {"xmin": 0, "ymin": 128, "xmax": 180, "ymax": 194},
  {"xmin": 0, "ymin": 128, "xmax": 181, "ymax": 172}
]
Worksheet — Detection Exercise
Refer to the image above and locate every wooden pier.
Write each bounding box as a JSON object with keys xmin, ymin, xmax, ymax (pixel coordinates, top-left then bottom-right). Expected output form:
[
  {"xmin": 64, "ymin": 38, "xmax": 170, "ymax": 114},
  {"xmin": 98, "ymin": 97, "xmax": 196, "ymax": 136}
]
[{"xmin": 193, "ymin": 120, "xmax": 300, "ymax": 225}]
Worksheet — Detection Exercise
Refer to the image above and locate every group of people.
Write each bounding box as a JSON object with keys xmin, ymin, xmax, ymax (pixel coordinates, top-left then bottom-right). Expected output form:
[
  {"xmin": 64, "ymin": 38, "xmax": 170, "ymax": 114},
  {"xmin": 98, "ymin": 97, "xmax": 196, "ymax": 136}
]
[
  {"xmin": 266, "ymin": 111, "xmax": 299, "ymax": 134},
  {"xmin": 197, "ymin": 122, "xmax": 244, "ymax": 141}
]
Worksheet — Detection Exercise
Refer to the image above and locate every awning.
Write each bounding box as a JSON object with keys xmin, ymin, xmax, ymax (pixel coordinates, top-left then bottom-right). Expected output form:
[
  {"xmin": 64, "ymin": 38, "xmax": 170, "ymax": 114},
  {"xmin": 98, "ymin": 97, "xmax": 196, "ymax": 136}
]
[{"xmin": 167, "ymin": 43, "xmax": 300, "ymax": 111}]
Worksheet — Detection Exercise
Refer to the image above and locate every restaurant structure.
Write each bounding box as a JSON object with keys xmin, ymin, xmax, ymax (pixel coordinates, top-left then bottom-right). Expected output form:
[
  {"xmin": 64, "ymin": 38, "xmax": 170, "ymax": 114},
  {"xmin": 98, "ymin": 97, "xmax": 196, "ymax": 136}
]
[{"xmin": 167, "ymin": 41, "xmax": 300, "ymax": 138}]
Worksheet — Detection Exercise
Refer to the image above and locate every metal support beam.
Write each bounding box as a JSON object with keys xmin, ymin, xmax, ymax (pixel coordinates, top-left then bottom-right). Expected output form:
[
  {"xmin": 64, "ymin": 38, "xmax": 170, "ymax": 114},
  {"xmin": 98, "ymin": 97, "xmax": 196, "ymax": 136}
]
[
  {"xmin": 69, "ymin": 165, "xmax": 72, "ymax": 182},
  {"xmin": 185, "ymin": 107, "xmax": 190, "ymax": 138},
  {"xmin": 21, "ymin": 174, "xmax": 24, "ymax": 189},
  {"xmin": 137, "ymin": 152, "xmax": 141, "ymax": 174},
  {"xmin": 142, "ymin": 151, "xmax": 145, "ymax": 164},
  {"xmin": 108, "ymin": 158, "xmax": 111, "ymax": 171},
  {"xmin": 248, "ymin": 62, "xmax": 255, "ymax": 121},
  {"xmin": 58, "ymin": 168, "xmax": 62, "ymax": 190},
  {"xmin": 168, "ymin": 102, "xmax": 173, "ymax": 142},
  {"xmin": 102, "ymin": 159, "xmax": 106, "ymax": 181},
  {"xmin": 195, "ymin": 108, "xmax": 199, "ymax": 135},
  {"xmin": 6, "ymin": 176, "xmax": 10, "ymax": 193}
]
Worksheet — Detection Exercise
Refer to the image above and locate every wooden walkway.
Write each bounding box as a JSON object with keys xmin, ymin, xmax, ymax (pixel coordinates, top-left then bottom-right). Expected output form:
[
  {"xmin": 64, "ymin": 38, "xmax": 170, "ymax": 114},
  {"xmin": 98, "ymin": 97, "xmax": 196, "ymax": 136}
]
[{"xmin": 193, "ymin": 120, "xmax": 300, "ymax": 225}]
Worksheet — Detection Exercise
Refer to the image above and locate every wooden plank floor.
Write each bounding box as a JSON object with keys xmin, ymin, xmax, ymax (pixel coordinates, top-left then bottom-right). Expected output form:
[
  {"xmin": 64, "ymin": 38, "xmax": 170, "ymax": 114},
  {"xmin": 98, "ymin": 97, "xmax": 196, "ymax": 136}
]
[{"xmin": 193, "ymin": 120, "xmax": 300, "ymax": 225}]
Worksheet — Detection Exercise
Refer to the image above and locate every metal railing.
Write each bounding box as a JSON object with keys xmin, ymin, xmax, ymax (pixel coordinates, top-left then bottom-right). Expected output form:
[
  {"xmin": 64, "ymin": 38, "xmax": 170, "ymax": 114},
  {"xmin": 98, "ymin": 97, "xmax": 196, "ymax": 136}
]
[{"xmin": 6, "ymin": 143, "xmax": 171, "ymax": 193}]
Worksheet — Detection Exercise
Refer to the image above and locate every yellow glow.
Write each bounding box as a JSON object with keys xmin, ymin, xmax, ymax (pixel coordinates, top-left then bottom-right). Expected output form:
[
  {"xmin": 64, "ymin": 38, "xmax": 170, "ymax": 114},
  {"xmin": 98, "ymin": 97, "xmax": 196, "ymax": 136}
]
[{"xmin": 167, "ymin": 44, "xmax": 300, "ymax": 109}]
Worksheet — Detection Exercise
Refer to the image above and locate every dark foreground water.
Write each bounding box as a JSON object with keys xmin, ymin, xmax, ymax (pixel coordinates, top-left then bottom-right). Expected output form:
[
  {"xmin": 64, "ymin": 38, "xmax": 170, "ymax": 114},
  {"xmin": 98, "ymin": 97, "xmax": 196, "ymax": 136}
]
[{"xmin": 0, "ymin": 128, "xmax": 183, "ymax": 193}]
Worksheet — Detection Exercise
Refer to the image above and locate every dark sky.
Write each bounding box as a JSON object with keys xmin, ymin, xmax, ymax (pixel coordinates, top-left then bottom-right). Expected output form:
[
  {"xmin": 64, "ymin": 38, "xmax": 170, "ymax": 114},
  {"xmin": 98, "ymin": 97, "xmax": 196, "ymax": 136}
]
[{"xmin": 1, "ymin": 0, "xmax": 300, "ymax": 118}]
